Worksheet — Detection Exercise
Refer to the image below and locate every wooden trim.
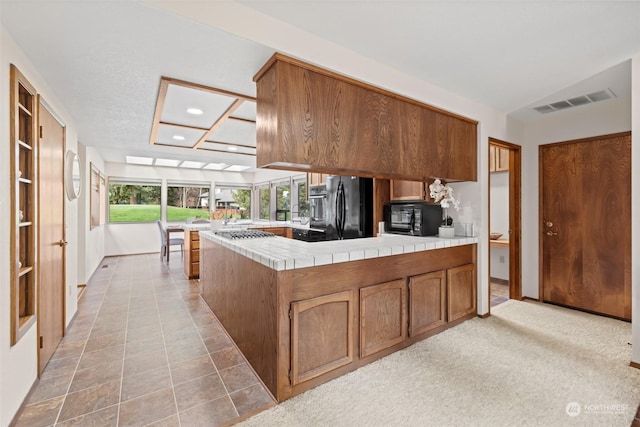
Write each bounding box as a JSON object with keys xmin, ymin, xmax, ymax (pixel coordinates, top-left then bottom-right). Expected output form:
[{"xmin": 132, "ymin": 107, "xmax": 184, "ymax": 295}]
[
  {"xmin": 148, "ymin": 78, "xmax": 169, "ymax": 146},
  {"xmin": 253, "ymin": 52, "xmax": 478, "ymax": 125},
  {"xmin": 158, "ymin": 121, "xmax": 210, "ymax": 132},
  {"xmin": 488, "ymin": 138, "xmax": 522, "ymax": 313},
  {"xmin": 630, "ymin": 361, "xmax": 640, "ymax": 370},
  {"xmin": 161, "ymin": 76, "xmax": 256, "ymax": 102},
  {"xmin": 198, "ymin": 148, "xmax": 256, "ymax": 157},
  {"xmin": 202, "ymin": 140, "xmax": 256, "ymax": 150},
  {"xmin": 193, "ymin": 99, "xmax": 244, "ymax": 149},
  {"xmin": 490, "ymin": 277, "xmax": 509, "ymax": 286},
  {"xmin": 229, "ymin": 116, "xmax": 256, "ymax": 124}
]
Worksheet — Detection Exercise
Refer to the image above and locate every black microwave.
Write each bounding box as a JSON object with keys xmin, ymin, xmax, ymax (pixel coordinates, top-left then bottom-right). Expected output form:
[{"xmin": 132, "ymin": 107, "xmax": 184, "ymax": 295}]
[{"xmin": 384, "ymin": 202, "xmax": 442, "ymax": 236}]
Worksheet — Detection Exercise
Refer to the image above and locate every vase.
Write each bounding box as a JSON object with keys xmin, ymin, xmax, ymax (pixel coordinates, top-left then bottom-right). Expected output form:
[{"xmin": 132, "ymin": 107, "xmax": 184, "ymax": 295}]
[{"xmin": 438, "ymin": 226, "xmax": 455, "ymax": 238}]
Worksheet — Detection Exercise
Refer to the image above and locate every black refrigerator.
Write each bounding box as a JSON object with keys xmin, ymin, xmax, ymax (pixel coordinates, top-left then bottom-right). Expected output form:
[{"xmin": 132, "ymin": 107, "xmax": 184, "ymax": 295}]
[{"xmin": 324, "ymin": 175, "xmax": 374, "ymax": 240}]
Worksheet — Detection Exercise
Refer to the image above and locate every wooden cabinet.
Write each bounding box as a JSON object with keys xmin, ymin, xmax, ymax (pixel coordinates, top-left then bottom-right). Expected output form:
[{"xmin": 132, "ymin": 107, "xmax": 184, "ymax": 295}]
[
  {"xmin": 490, "ymin": 145, "xmax": 509, "ymax": 172},
  {"xmin": 308, "ymin": 173, "xmax": 328, "ymax": 186},
  {"xmin": 447, "ymin": 264, "xmax": 477, "ymax": 322},
  {"xmin": 290, "ymin": 291, "xmax": 354, "ymax": 385},
  {"xmin": 10, "ymin": 65, "xmax": 38, "ymax": 345},
  {"xmin": 254, "ymin": 53, "xmax": 477, "ymax": 182},
  {"xmin": 408, "ymin": 270, "xmax": 447, "ymax": 337},
  {"xmin": 184, "ymin": 230, "xmax": 200, "ymax": 279},
  {"xmin": 359, "ymin": 279, "xmax": 406, "ymax": 358},
  {"xmin": 390, "ymin": 180, "xmax": 426, "ymax": 201}
]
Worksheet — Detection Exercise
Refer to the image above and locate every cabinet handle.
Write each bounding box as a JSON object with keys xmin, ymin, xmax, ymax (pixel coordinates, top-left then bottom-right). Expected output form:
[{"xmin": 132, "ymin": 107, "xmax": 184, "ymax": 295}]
[
  {"xmin": 546, "ymin": 231, "xmax": 558, "ymax": 236},
  {"xmin": 545, "ymin": 221, "xmax": 553, "ymax": 227},
  {"xmin": 58, "ymin": 240, "xmax": 68, "ymax": 247}
]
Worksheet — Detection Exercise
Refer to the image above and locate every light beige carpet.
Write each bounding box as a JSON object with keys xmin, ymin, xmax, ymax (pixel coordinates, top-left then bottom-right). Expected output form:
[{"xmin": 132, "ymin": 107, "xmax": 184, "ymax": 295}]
[{"xmin": 240, "ymin": 300, "xmax": 640, "ymax": 427}]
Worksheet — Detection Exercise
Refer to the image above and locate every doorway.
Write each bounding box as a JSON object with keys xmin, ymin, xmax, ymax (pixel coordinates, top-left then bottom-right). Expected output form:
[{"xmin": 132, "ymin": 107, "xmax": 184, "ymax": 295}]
[
  {"xmin": 38, "ymin": 98, "xmax": 66, "ymax": 373},
  {"xmin": 539, "ymin": 132, "xmax": 631, "ymax": 320},
  {"xmin": 488, "ymin": 138, "xmax": 522, "ymax": 311}
]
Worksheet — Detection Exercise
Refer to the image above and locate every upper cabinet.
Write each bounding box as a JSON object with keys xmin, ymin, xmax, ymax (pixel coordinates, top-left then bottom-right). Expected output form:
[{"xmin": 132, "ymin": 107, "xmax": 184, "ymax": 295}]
[
  {"xmin": 489, "ymin": 144, "xmax": 509, "ymax": 172},
  {"xmin": 308, "ymin": 172, "xmax": 328, "ymax": 186},
  {"xmin": 254, "ymin": 53, "xmax": 478, "ymax": 182}
]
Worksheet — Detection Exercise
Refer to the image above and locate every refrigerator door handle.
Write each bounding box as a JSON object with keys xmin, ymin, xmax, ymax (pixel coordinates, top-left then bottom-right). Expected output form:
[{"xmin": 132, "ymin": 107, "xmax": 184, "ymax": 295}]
[{"xmin": 335, "ymin": 181, "xmax": 345, "ymax": 239}]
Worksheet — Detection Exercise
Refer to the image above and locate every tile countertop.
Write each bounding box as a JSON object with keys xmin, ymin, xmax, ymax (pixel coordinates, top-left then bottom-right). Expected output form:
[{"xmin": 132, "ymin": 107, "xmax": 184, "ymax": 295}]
[
  {"xmin": 199, "ymin": 231, "xmax": 478, "ymax": 271},
  {"xmin": 182, "ymin": 220, "xmax": 310, "ymax": 231}
]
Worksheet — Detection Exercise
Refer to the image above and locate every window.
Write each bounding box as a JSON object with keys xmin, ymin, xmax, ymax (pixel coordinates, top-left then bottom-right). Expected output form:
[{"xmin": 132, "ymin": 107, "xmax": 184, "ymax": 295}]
[
  {"xmin": 257, "ymin": 184, "xmax": 270, "ymax": 220},
  {"xmin": 167, "ymin": 183, "xmax": 210, "ymax": 222},
  {"xmin": 108, "ymin": 180, "xmax": 161, "ymax": 223},
  {"xmin": 275, "ymin": 181, "xmax": 291, "ymax": 221},
  {"xmin": 213, "ymin": 185, "xmax": 252, "ymax": 220},
  {"xmin": 292, "ymin": 176, "xmax": 308, "ymax": 218},
  {"xmin": 90, "ymin": 163, "xmax": 106, "ymax": 229}
]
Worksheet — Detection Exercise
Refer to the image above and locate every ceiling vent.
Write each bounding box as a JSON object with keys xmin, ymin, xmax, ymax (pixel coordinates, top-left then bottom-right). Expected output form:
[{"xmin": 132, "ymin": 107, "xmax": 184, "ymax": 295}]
[{"xmin": 533, "ymin": 88, "xmax": 616, "ymax": 114}]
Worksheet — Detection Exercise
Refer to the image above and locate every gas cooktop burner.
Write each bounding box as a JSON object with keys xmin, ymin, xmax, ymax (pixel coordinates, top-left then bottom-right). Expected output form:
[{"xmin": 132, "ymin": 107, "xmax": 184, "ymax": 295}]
[{"xmin": 214, "ymin": 230, "xmax": 276, "ymax": 240}]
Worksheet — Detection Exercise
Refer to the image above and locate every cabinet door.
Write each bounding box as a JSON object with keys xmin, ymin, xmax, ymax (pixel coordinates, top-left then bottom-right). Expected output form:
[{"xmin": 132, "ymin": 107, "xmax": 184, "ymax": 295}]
[
  {"xmin": 489, "ymin": 145, "xmax": 496, "ymax": 172},
  {"xmin": 290, "ymin": 290, "xmax": 354, "ymax": 385},
  {"xmin": 496, "ymin": 147, "xmax": 510, "ymax": 171},
  {"xmin": 390, "ymin": 180, "xmax": 425, "ymax": 201},
  {"xmin": 447, "ymin": 264, "xmax": 477, "ymax": 322},
  {"xmin": 408, "ymin": 270, "xmax": 446, "ymax": 337},
  {"xmin": 308, "ymin": 173, "xmax": 327, "ymax": 186},
  {"xmin": 359, "ymin": 279, "xmax": 406, "ymax": 358}
]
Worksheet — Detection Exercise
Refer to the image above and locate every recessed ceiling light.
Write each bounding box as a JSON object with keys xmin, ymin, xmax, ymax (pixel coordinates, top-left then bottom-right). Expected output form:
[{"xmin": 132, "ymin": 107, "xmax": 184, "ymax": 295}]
[
  {"xmin": 224, "ymin": 165, "xmax": 251, "ymax": 172},
  {"xmin": 155, "ymin": 158, "xmax": 181, "ymax": 167},
  {"xmin": 203, "ymin": 163, "xmax": 228, "ymax": 170},
  {"xmin": 227, "ymin": 146, "xmax": 238, "ymax": 151},
  {"xmin": 125, "ymin": 156, "xmax": 153, "ymax": 165},
  {"xmin": 186, "ymin": 108, "xmax": 203, "ymax": 115},
  {"xmin": 172, "ymin": 135, "xmax": 185, "ymax": 141},
  {"xmin": 179, "ymin": 161, "xmax": 205, "ymax": 169}
]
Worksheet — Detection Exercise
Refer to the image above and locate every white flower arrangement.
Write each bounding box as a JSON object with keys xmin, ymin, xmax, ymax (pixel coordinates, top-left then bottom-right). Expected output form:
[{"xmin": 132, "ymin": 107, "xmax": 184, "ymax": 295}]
[{"xmin": 429, "ymin": 179, "xmax": 460, "ymax": 211}]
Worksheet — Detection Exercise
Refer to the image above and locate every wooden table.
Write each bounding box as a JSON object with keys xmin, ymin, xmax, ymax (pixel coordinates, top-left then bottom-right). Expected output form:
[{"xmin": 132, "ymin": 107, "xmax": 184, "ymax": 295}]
[{"xmin": 165, "ymin": 226, "xmax": 184, "ymax": 262}]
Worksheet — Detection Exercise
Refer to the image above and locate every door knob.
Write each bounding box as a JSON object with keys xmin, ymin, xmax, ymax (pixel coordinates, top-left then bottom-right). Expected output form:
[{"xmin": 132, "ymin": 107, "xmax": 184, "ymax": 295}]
[
  {"xmin": 546, "ymin": 231, "xmax": 558, "ymax": 236},
  {"xmin": 58, "ymin": 240, "xmax": 68, "ymax": 247},
  {"xmin": 546, "ymin": 221, "xmax": 553, "ymax": 227}
]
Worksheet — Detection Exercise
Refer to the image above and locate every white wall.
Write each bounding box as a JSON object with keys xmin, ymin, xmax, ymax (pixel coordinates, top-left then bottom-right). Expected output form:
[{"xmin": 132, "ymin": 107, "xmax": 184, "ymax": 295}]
[
  {"xmin": 521, "ymin": 97, "xmax": 631, "ymax": 299},
  {"xmin": 0, "ymin": 26, "xmax": 80, "ymax": 426},
  {"xmin": 490, "ymin": 171, "xmax": 509, "ymax": 280}
]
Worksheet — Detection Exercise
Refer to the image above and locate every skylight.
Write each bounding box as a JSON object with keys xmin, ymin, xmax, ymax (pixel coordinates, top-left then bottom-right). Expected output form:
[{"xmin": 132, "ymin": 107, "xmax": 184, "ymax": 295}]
[
  {"xmin": 225, "ymin": 165, "xmax": 251, "ymax": 172},
  {"xmin": 125, "ymin": 156, "xmax": 153, "ymax": 165},
  {"xmin": 203, "ymin": 163, "xmax": 228, "ymax": 170},
  {"xmin": 179, "ymin": 161, "xmax": 206, "ymax": 169},
  {"xmin": 155, "ymin": 158, "xmax": 181, "ymax": 167}
]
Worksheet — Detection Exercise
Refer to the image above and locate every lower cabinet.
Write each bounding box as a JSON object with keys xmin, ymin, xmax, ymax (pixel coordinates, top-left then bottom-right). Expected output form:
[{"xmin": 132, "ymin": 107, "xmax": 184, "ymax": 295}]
[
  {"xmin": 290, "ymin": 290, "xmax": 354, "ymax": 386},
  {"xmin": 183, "ymin": 230, "xmax": 200, "ymax": 279},
  {"xmin": 447, "ymin": 264, "xmax": 477, "ymax": 322},
  {"xmin": 408, "ymin": 270, "xmax": 447, "ymax": 337},
  {"xmin": 360, "ymin": 279, "xmax": 406, "ymax": 358}
]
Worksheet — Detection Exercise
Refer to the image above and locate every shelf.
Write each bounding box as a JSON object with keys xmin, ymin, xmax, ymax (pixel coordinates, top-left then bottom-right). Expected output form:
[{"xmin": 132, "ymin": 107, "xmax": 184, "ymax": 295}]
[
  {"xmin": 490, "ymin": 239, "xmax": 509, "ymax": 248},
  {"xmin": 18, "ymin": 221, "xmax": 33, "ymax": 227},
  {"xmin": 18, "ymin": 140, "xmax": 33, "ymax": 150},
  {"xmin": 18, "ymin": 314, "xmax": 35, "ymax": 328},
  {"xmin": 18, "ymin": 103, "xmax": 32, "ymax": 117},
  {"xmin": 18, "ymin": 266, "xmax": 33, "ymax": 277},
  {"xmin": 18, "ymin": 177, "xmax": 32, "ymax": 185}
]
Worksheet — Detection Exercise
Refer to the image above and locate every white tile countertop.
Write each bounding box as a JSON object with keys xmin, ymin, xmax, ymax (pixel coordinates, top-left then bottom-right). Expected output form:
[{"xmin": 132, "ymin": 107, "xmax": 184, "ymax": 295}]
[
  {"xmin": 182, "ymin": 220, "xmax": 310, "ymax": 231},
  {"xmin": 199, "ymin": 231, "xmax": 478, "ymax": 271}
]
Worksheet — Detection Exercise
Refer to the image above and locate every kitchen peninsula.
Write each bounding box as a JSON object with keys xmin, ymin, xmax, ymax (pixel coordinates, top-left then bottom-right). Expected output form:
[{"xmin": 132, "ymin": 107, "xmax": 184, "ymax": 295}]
[{"xmin": 199, "ymin": 231, "xmax": 478, "ymax": 401}]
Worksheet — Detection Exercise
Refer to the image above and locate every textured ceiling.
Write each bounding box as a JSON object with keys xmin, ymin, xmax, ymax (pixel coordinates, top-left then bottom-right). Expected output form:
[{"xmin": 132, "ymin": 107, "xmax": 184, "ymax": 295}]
[{"xmin": 1, "ymin": 1, "xmax": 638, "ymax": 167}]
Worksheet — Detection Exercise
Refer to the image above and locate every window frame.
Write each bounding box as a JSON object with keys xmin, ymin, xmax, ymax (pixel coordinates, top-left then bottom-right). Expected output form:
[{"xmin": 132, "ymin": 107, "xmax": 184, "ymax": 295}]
[
  {"xmin": 165, "ymin": 180, "xmax": 211, "ymax": 223},
  {"xmin": 107, "ymin": 178, "xmax": 162, "ymax": 224}
]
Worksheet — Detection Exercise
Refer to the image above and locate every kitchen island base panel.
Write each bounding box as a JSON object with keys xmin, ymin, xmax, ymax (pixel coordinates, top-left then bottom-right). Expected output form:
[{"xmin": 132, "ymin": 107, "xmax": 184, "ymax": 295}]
[{"xmin": 200, "ymin": 237, "xmax": 476, "ymax": 402}]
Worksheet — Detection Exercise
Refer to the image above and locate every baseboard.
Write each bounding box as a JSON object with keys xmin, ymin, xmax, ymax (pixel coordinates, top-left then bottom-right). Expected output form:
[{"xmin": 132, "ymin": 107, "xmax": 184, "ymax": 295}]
[
  {"xmin": 630, "ymin": 361, "xmax": 640, "ymax": 370},
  {"xmin": 522, "ymin": 296, "xmax": 540, "ymax": 302},
  {"xmin": 490, "ymin": 277, "xmax": 509, "ymax": 286},
  {"xmin": 477, "ymin": 312, "xmax": 490, "ymax": 319},
  {"xmin": 8, "ymin": 377, "xmax": 40, "ymax": 427}
]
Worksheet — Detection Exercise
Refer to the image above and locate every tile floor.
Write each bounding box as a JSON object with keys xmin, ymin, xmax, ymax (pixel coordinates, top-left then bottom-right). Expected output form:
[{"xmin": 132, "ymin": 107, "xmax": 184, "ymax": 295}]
[
  {"xmin": 490, "ymin": 279, "xmax": 509, "ymax": 307},
  {"xmin": 14, "ymin": 253, "xmax": 275, "ymax": 427}
]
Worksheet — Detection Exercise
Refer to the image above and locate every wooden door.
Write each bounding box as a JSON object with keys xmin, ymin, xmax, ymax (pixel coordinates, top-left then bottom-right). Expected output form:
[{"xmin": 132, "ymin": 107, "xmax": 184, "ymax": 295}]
[
  {"xmin": 38, "ymin": 102, "xmax": 66, "ymax": 373},
  {"xmin": 447, "ymin": 264, "xmax": 476, "ymax": 322},
  {"xmin": 409, "ymin": 270, "xmax": 446, "ymax": 336},
  {"xmin": 540, "ymin": 133, "xmax": 631, "ymax": 320},
  {"xmin": 359, "ymin": 279, "xmax": 406, "ymax": 358},
  {"xmin": 290, "ymin": 291, "xmax": 354, "ymax": 385}
]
